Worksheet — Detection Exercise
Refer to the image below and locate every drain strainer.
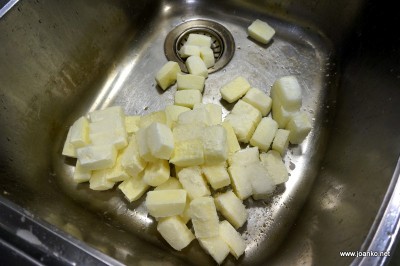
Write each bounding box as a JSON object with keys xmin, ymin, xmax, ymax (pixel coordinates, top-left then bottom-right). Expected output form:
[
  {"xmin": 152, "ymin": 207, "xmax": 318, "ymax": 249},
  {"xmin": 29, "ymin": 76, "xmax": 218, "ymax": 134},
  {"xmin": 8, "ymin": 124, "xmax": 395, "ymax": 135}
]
[{"xmin": 164, "ymin": 19, "xmax": 235, "ymax": 74}]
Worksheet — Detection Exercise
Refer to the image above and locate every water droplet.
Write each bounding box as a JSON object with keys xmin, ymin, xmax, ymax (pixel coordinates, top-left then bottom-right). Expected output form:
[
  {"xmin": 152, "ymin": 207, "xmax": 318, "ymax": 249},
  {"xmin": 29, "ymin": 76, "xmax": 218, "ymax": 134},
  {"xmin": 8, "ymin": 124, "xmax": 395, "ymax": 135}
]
[{"xmin": 289, "ymin": 162, "xmax": 296, "ymax": 170}]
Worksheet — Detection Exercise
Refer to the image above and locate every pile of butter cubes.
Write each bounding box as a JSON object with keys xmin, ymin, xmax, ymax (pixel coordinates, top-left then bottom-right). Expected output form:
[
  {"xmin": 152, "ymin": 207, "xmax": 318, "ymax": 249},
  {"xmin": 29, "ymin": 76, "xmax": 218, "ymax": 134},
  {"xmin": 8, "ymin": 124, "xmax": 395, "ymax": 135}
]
[{"xmin": 62, "ymin": 20, "xmax": 312, "ymax": 264}]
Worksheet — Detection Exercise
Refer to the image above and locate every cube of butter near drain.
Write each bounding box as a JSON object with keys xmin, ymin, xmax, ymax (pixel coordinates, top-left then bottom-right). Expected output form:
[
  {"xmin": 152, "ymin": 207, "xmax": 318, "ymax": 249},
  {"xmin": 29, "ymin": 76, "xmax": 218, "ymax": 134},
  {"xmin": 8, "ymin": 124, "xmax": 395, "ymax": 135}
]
[
  {"xmin": 155, "ymin": 61, "xmax": 181, "ymax": 90},
  {"xmin": 185, "ymin": 55, "xmax": 208, "ymax": 78},
  {"xmin": 220, "ymin": 76, "xmax": 251, "ymax": 103},
  {"xmin": 176, "ymin": 73, "xmax": 205, "ymax": 92},
  {"xmin": 247, "ymin": 19, "xmax": 275, "ymax": 44}
]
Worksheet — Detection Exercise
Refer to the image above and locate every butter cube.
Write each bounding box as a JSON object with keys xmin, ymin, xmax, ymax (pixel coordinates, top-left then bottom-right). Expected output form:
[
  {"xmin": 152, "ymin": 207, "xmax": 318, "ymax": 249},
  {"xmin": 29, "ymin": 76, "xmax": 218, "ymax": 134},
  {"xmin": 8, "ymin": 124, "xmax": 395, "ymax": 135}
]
[
  {"xmin": 202, "ymin": 125, "xmax": 228, "ymax": 165},
  {"xmin": 194, "ymin": 103, "xmax": 222, "ymax": 125},
  {"xmin": 248, "ymin": 19, "xmax": 275, "ymax": 44},
  {"xmin": 272, "ymin": 129, "xmax": 290, "ymax": 155},
  {"xmin": 174, "ymin": 90, "xmax": 202, "ymax": 108},
  {"xmin": 177, "ymin": 166, "xmax": 210, "ymax": 199},
  {"xmin": 220, "ymin": 77, "xmax": 251, "ymax": 103},
  {"xmin": 170, "ymin": 139, "xmax": 204, "ymax": 167},
  {"xmin": 69, "ymin": 116, "xmax": 90, "ymax": 148},
  {"xmin": 271, "ymin": 76, "xmax": 302, "ymax": 111},
  {"xmin": 92, "ymin": 153, "xmax": 129, "ymax": 183},
  {"xmin": 185, "ymin": 55, "xmax": 208, "ymax": 78},
  {"xmin": 118, "ymin": 173, "xmax": 149, "ymax": 202},
  {"xmin": 286, "ymin": 111, "xmax": 312, "ymax": 144},
  {"xmin": 155, "ymin": 61, "xmax": 181, "ymax": 90},
  {"xmin": 157, "ymin": 216, "xmax": 195, "ymax": 251},
  {"xmin": 221, "ymin": 122, "xmax": 241, "ymax": 154},
  {"xmin": 173, "ymin": 123, "xmax": 204, "ymax": 142},
  {"xmin": 89, "ymin": 171, "xmax": 115, "ymax": 191},
  {"xmin": 224, "ymin": 113, "xmax": 256, "ymax": 143},
  {"xmin": 165, "ymin": 105, "xmax": 191, "ymax": 128},
  {"xmin": 77, "ymin": 144, "xmax": 117, "ymax": 171},
  {"xmin": 155, "ymin": 177, "xmax": 182, "ymax": 191},
  {"xmin": 73, "ymin": 161, "xmax": 91, "ymax": 183},
  {"xmin": 179, "ymin": 44, "xmax": 200, "ymax": 58},
  {"xmin": 231, "ymin": 100, "xmax": 262, "ymax": 124},
  {"xmin": 146, "ymin": 189, "xmax": 187, "ymax": 217},
  {"xmin": 228, "ymin": 165, "xmax": 253, "ymax": 200},
  {"xmin": 143, "ymin": 159, "xmax": 170, "ymax": 186},
  {"xmin": 180, "ymin": 200, "xmax": 191, "ymax": 224},
  {"xmin": 177, "ymin": 73, "xmax": 205, "ymax": 92},
  {"xmin": 136, "ymin": 128, "xmax": 156, "ymax": 162},
  {"xmin": 190, "ymin": 196, "xmax": 219, "ymax": 238},
  {"xmin": 177, "ymin": 108, "xmax": 211, "ymax": 126},
  {"xmin": 250, "ymin": 117, "xmax": 278, "ymax": 151},
  {"xmin": 62, "ymin": 127, "xmax": 77, "ymax": 158},
  {"xmin": 89, "ymin": 106, "xmax": 124, "ymax": 122},
  {"xmin": 242, "ymin": 88, "xmax": 272, "ymax": 116},
  {"xmin": 186, "ymin": 33, "xmax": 212, "ymax": 47},
  {"xmin": 125, "ymin": 115, "xmax": 140, "ymax": 134},
  {"xmin": 202, "ymin": 164, "xmax": 231, "ymax": 190},
  {"xmin": 146, "ymin": 122, "xmax": 174, "ymax": 160},
  {"xmin": 248, "ymin": 163, "xmax": 276, "ymax": 200},
  {"xmin": 272, "ymin": 96, "xmax": 296, "ymax": 128},
  {"xmin": 198, "ymin": 237, "xmax": 230, "ymax": 265},
  {"xmin": 228, "ymin": 147, "xmax": 260, "ymax": 166},
  {"xmin": 120, "ymin": 135, "xmax": 147, "ymax": 177},
  {"xmin": 219, "ymin": 220, "xmax": 246, "ymax": 259},
  {"xmin": 199, "ymin": 46, "xmax": 215, "ymax": 68},
  {"xmin": 89, "ymin": 129, "xmax": 128, "ymax": 150},
  {"xmin": 214, "ymin": 190, "xmax": 247, "ymax": 229},
  {"xmin": 260, "ymin": 150, "xmax": 288, "ymax": 185},
  {"xmin": 139, "ymin": 111, "xmax": 166, "ymax": 129}
]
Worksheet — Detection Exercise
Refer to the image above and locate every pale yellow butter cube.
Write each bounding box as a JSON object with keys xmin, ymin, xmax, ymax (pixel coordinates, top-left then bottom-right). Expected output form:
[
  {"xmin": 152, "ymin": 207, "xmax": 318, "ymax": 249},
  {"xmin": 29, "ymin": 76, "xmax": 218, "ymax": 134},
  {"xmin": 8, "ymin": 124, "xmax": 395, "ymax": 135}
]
[
  {"xmin": 227, "ymin": 165, "xmax": 253, "ymax": 200},
  {"xmin": 272, "ymin": 129, "xmax": 290, "ymax": 155},
  {"xmin": 146, "ymin": 122, "xmax": 174, "ymax": 160},
  {"xmin": 139, "ymin": 111, "xmax": 166, "ymax": 129},
  {"xmin": 242, "ymin": 88, "xmax": 272, "ymax": 116},
  {"xmin": 198, "ymin": 237, "xmax": 230, "ymax": 265},
  {"xmin": 118, "ymin": 173, "xmax": 149, "ymax": 202},
  {"xmin": 220, "ymin": 77, "xmax": 251, "ymax": 103},
  {"xmin": 89, "ymin": 129, "xmax": 128, "ymax": 150},
  {"xmin": 89, "ymin": 106, "xmax": 124, "ymax": 122},
  {"xmin": 248, "ymin": 19, "xmax": 275, "ymax": 44},
  {"xmin": 176, "ymin": 73, "xmax": 205, "ymax": 92},
  {"xmin": 286, "ymin": 111, "xmax": 312, "ymax": 144},
  {"xmin": 180, "ymin": 200, "xmax": 191, "ymax": 224},
  {"xmin": 77, "ymin": 144, "xmax": 117, "ymax": 171},
  {"xmin": 248, "ymin": 162, "xmax": 276, "ymax": 200},
  {"xmin": 199, "ymin": 46, "xmax": 215, "ymax": 68},
  {"xmin": 202, "ymin": 125, "xmax": 228, "ymax": 165},
  {"xmin": 179, "ymin": 44, "xmax": 200, "ymax": 58},
  {"xmin": 174, "ymin": 89, "xmax": 202, "ymax": 108},
  {"xmin": 170, "ymin": 139, "xmax": 204, "ymax": 167},
  {"xmin": 173, "ymin": 123, "xmax": 205, "ymax": 142},
  {"xmin": 92, "ymin": 153, "xmax": 129, "ymax": 183},
  {"xmin": 89, "ymin": 171, "xmax": 115, "ymax": 191},
  {"xmin": 202, "ymin": 164, "xmax": 231, "ymax": 190},
  {"xmin": 221, "ymin": 122, "xmax": 241, "ymax": 154},
  {"xmin": 155, "ymin": 61, "xmax": 181, "ymax": 90},
  {"xmin": 214, "ymin": 190, "xmax": 247, "ymax": 229},
  {"xmin": 136, "ymin": 128, "xmax": 156, "ymax": 162},
  {"xmin": 185, "ymin": 55, "xmax": 208, "ymax": 78},
  {"xmin": 70, "ymin": 116, "xmax": 90, "ymax": 148},
  {"xmin": 260, "ymin": 151, "xmax": 288, "ymax": 185},
  {"xmin": 157, "ymin": 216, "xmax": 195, "ymax": 251},
  {"xmin": 190, "ymin": 196, "xmax": 219, "ymax": 238},
  {"xmin": 231, "ymin": 100, "xmax": 262, "ymax": 124},
  {"xmin": 146, "ymin": 189, "xmax": 187, "ymax": 217},
  {"xmin": 73, "ymin": 161, "xmax": 91, "ymax": 183},
  {"xmin": 250, "ymin": 117, "xmax": 278, "ymax": 151},
  {"xmin": 143, "ymin": 159, "xmax": 170, "ymax": 186},
  {"xmin": 271, "ymin": 76, "xmax": 302, "ymax": 111},
  {"xmin": 120, "ymin": 134, "xmax": 147, "ymax": 177},
  {"xmin": 125, "ymin": 115, "xmax": 140, "ymax": 134},
  {"xmin": 186, "ymin": 33, "xmax": 212, "ymax": 47},
  {"xmin": 177, "ymin": 166, "xmax": 210, "ymax": 199},
  {"xmin": 194, "ymin": 103, "xmax": 222, "ymax": 125},
  {"xmin": 177, "ymin": 108, "xmax": 211, "ymax": 126},
  {"xmin": 62, "ymin": 127, "xmax": 77, "ymax": 158},
  {"xmin": 272, "ymin": 96, "xmax": 296, "ymax": 128},
  {"xmin": 224, "ymin": 113, "xmax": 256, "ymax": 143},
  {"xmin": 165, "ymin": 105, "xmax": 191, "ymax": 128},
  {"xmin": 155, "ymin": 177, "xmax": 182, "ymax": 191},
  {"xmin": 228, "ymin": 147, "xmax": 260, "ymax": 166},
  {"xmin": 219, "ymin": 220, "xmax": 246, "ymax": 259}
]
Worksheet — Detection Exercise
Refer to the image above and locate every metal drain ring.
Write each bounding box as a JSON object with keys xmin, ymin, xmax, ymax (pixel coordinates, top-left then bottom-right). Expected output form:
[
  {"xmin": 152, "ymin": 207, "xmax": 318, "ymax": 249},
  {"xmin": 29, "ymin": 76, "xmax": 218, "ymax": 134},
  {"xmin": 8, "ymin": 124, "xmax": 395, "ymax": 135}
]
[{"xmin": 164, "ymin": 19, "xmax": 235, "ymax": 74}]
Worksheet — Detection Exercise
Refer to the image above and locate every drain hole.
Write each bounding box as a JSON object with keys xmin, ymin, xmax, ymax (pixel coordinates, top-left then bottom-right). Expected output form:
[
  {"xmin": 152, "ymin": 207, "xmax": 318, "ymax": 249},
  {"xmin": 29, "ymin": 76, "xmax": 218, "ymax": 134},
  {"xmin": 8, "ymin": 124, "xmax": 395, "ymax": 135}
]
[{"xmin": 164, "ymin": 19, "xmax": 235, "ymax": 74}]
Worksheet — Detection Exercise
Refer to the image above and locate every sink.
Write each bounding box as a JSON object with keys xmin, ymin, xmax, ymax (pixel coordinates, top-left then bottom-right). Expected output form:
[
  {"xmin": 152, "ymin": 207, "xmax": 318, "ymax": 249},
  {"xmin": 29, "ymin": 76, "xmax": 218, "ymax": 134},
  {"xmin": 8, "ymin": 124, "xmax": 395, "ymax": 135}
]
[{"xmin": 0, "ymin": 0, "xmax": 399, "ymax": 265}]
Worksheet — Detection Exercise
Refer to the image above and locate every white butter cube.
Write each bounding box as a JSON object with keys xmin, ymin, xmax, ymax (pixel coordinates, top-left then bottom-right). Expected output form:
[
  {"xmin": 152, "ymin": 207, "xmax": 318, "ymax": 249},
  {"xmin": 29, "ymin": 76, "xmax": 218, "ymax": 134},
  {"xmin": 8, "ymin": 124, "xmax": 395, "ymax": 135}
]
[
  {"xmin": 202, "ymin": 125, "xmax": 228, "ymax": 165},
  {"xmin": 174, "ymin": 90, "xmax": 202, "ymax": 108},
  {"xmin": 89, "ymin": 116, "xmax": 125, "ymax": 134},
  {"xmin": 120, "ymin": 135, "xmax": 147, "ymax": 177},
  {"xmin": 250, "ymin": 117, "xmax": 278, "ymax": 151},
  {"xmin": 146, "ymin": 189, "xmax": 187, "ymax": 217},
  {"xmin": 202, "ymin": 164, "xmax": 231, "ymax": 190},
  {"xmin": 170, "ymin": 139, "xmax": 204, "ymax": 167},
  {"xmin": 242, "ymin": 88, "xmax": 272, "ymax": 116},
  {"xmin": 248, "ymin": 163, "xmax": 276, "ymax": 200},
  {"xmin": 272, "ymin": 96, "xmax": 296, "ymax": 128},
  {"xmin": 89, "ymin": 171, "xmax": 115, "ymax": 191},
  {"xmin": 286, "ymin": 111, "xmax": 312, "ymax": 144},
  {"xmin": 157, "ymin": 216, "xmax": 195, "ymax": 251},
  {"xmin": 272, "ymin": 129, "xmax": 290, "ymax": 155},
  {"xmin": 219, "ymin": 220, "xmax": 246, "ymax": 259},
  {"xmin": 194, "ymin": 103, "xmax": 222, "ymax": 125},
  {"xmin": 248, "ymin": 19, "xmax": 275, "ymax": 44},
  {"xmin": 92, "ymin": 154, "xmax": 129, "ymax": 183},
  {"xmin": 89, "ymin": 129, "xmax": 128, "ymax": 150},
  {"xmin": 228, "ymin": 147, "xmax": 260, "ymax": 166},
  {"xmin": 260, "ymin": 151, "xmax": 288, "ymax": 185},
  {"xmin": 177, "ymin": 166, "xmax": 210, "ymax": 199},
  {"xmin": 155, "ymin": 177, "xmax": 182, "ymax": 191},
  {"xmin": 221, "ymin": 122, "xmax": 241, "ymax": 154},
  {"xmin": 231, "ymin": 100, "xmax": 262, "ymax": 124},
  {"xmin": 199, "ymin": 46, "xmax": 215, "ymax": 68},
  {"xmin": 143, "ymin": 159, "xmax": 170, "ymax": 186},
  {"xmin": 177, "ymin": 73, "xmax": 205, "ymax": 92},
  {"xmin": 190, "ymin": 196, "xmax": 219, "ymax": 238},
  {"xmin": 146, "ymin": 122, "xmax": 174, "ymax": 160},
  {"xmin": 70, "ymin": 116, "xmax": 90, "ymax": 148},
  {"xmin": 227, "ymin": 165, "xmax": 253, "ymax": 200},
  {"xmin": 125, "ymin": 115, "xmax": 140, "ymax": 134},
  {"xmin": 177, "ymin": 108, "xmax": 211, "ymax": 126},
  {"xmin": 77, "ymin": 144, "xmax": 117, "ymax": 171},
  {"xmin": 179, "ymin": 44, "xmax": 200, "ymax": 58},
  {"xmin": 136, "ymin": 128, "xmax": 156, "ymax": 162},
  {"xmin": 73, "ymin": 161, "xmax": 91, "ymax": 183},
  {"xmin": 155, "ymin": 61, "xmax": 181, "ymax": 90},
  {"xmin": 165, "ymin": 105, "xmax": 191, "ymax": 128},
  {"xmin": 186, "ymin": 33, "xmax": 212, "ymax": 47},
  {"xmin": 198, "ymin": 237, "xmax": 230, "ymax": 265},
  {"xmin": 271, "ymin": 76, "xmax": 302, "ymax": 111},
  {"xmin": 220, "ymin": 76, "xmax": 251, "ymax": 103},
  {"xmin": 89, "ymin": 106, "xmax": 124, "ymax": 122},
  {"xmin": 185, "ymin": 55, "xmax": 208, "ymax": 78},
  {"xmin": 139, "ymin": 111, "xmax": 166, "ymax": 129},
  {"xmin": 214, "ymin": 190, "xmax": 247, "ymax": 229},
  {"xmin": 173, "ymin": 123, "xmax": 205, "ymax": 142},
  {"xmin": 118, "ymin": 173, "xmax": 149, "ymax": 202},
  {"xmin": 62, "ymin": 127, "xmax": 77, "ymax": 158},
  {"xmin": 224, "ymin": 113, "xmax": 256, "ymax": 143}
]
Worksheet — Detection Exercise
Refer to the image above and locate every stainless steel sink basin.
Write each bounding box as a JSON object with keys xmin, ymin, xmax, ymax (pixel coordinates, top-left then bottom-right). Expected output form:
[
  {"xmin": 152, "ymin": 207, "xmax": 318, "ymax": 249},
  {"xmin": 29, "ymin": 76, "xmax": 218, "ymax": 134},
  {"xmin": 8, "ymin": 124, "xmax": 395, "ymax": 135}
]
[{"xmin": 1, "ymin": 0, "xmax": 399, "ymax": 265}]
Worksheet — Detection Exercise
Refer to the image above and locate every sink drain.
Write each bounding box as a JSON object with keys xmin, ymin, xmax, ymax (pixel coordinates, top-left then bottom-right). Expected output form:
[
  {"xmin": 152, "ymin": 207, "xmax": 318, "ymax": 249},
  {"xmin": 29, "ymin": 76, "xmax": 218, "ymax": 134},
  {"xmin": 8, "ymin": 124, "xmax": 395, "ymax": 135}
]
[{"xmin": 164, "ymin": 19, "xmax": 235, "ymax": 74}]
